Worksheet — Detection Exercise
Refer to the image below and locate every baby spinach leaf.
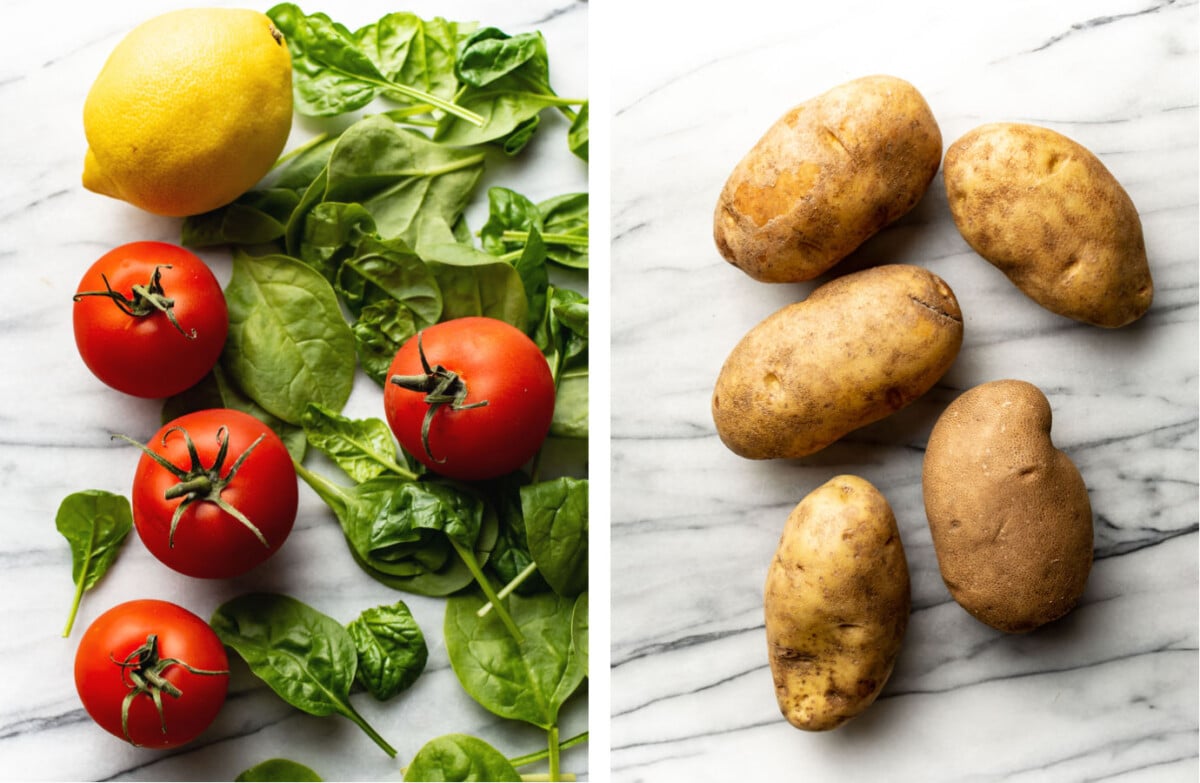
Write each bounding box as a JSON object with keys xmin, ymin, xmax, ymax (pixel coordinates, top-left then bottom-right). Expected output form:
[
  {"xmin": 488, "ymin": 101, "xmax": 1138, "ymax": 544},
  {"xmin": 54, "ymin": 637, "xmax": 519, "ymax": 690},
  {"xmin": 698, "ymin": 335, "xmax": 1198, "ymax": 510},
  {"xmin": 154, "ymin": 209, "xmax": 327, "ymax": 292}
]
[
  {"xmin": 300, "ymin": 403, "xmax": 412, "ymax": 483},
  {"xmin": 222, "ymin": 251, "xmax": 356, "ymax": 424},
  {"xmin": 163, "ymin": 363, "xmax": 307, "ymax": 462},
  {"xmin": 211, "ymin": 592, "xmax": 396, "ymax": 757},
  {"xmin": 538, "ymin": 192, "xmax": 589, "ymax": 269},
  {"xmin": 347, "ymin": 601, "xmax": 428, "ymax": 701},
  {"xmin": 268, "ymin": 4, "xmax": 481, "ymax": 125},
  {"xmin": 522, "ymin": 478, "xmax": 588, "ymax": 597},
  {"xmin": 355, "ymin": 13, "xmax": 472, "ymax": 107},
  {"xmin": 182, "ymin": 189, "xmax": 299, "ymax": 249},
  {"xmin": 435, "ymin": 29, "xmax": 582, "ymax": 151},
  {"xmin": 57, "ymin": 490, "xmax": 132, "ymax": 637},
  {"xmin": 444, "ymin": 591, "xmax": 586, "ymax": 730},
  {"xmin": 235, "ymin": 758, "xmax": 323, "ymax": 782},
  {"xmin": 419, "ymin": 242, "xmax": 528, "ymax": 330},
  {"xmin": 551, "ymin": 368, "xmax": 589, "ymax": 439},
  {"xmin": 297, "ymin": 202, "xmax": 377, "ymax": 283},
  {"xmin": 511, "ymin": 228, "xmax": 549, "ymax": 329},
  {"xmin": 480, "ymin": 188, "xmax": 588, "ymax": 270},
  {"xmin": 403, "ymin": 734, "xmax": 520, "ymax": 782},
  {"xmin": 571, "ymin": 592, "xmax": 589, "ymax": 673},
  {"xmin": 293, "ymin": 464, "xmax": 499, "ymax": 597},
  {"xmin": 352, "ymin": 299, "xmax": 420, "ymax": 385},
  {"xmin": 324, "ymin": 116, "xmax": 486, "ymax": 250},
  {"xmin": 568, "ymin": 101, "xmax": 589, "ymax": 161},
  {"xmin": 482, "ymin": 476, "xmax": 549, "ymax": 596},
  {"xmin": 336, "ymin": 235, "xmax": 442, "ymax": 323}
]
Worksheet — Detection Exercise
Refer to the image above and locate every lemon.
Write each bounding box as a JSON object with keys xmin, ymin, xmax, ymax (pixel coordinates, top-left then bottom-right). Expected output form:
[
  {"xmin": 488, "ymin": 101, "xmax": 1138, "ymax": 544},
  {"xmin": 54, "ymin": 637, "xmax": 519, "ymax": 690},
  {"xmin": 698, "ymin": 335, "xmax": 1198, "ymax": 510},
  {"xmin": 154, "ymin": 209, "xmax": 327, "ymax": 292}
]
[{"xmin": 82, "ymin": 8, "xmax": 293, "ymax": 217}]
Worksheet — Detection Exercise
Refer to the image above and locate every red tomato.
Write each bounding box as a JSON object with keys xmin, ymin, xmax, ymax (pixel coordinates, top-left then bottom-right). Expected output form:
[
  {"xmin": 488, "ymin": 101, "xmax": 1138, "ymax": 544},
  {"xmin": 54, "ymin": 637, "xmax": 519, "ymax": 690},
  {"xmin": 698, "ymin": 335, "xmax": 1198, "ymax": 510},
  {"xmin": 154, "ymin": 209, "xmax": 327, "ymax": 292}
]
[
  {"xmin": 383, "ymin": 317, "xmax": 556, "ymax": 481},
  {"xmin": 129, "ymin": 408, "xmax": 298, "ymax": 578},
  {"xmin": 73, "ymin": 241, "xmax": 227, "ymax": 398},
  {"xmin": 74, "ymin": 599, "xmax": 229, "ymax": 749}
]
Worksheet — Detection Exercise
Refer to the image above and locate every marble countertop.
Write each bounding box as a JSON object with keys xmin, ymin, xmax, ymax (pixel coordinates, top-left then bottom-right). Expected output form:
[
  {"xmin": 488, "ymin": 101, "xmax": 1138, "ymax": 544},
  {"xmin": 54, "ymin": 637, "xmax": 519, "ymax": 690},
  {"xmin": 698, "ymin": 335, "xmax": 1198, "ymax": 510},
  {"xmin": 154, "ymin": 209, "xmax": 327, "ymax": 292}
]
[
  {"xmin": 611, "ymin": 1, "xmax": 1198, "ymax": 781},
  {"xmin": 0, "ymin": 1, "xmax": 588, "ymax": 781}
]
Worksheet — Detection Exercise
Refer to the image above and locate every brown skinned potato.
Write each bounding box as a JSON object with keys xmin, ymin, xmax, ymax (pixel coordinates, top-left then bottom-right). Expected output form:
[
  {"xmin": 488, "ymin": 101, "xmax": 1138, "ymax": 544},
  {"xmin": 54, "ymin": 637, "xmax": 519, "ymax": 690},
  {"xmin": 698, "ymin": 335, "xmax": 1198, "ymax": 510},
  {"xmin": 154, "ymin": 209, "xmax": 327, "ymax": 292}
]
[
  {"xmin": 765, "ymin": 475, "xmax": 910, "ymax": 731},
  {"xmin": 714, "ymin": 75, "xmax": 942, "ymax": 283},
  {"xmin": 712, "ymin": 264, "xmax": 962, "ymax": 459},
  {"xmin": 944, "ymin": 123, "xmax": 1153, "ymax": 327},
  {"xmin": 922, "ymin": 379, "xmax": 1093, "ymax": 633}
]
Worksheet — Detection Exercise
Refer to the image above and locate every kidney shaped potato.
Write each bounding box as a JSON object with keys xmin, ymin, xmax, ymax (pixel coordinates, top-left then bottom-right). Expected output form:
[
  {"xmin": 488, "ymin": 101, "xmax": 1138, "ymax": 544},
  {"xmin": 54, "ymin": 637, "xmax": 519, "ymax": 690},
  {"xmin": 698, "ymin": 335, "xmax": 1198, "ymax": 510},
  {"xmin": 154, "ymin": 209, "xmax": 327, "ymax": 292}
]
[
  {"xmin": 944, "ymin": 122, "xmax": 1152, "ymax": 328},
  {"xmin": 923, "ymin": 379, "xmax": 1093, "ymax": 633},
  {"xmin": 764, "ymin": 474, "xmax": 910, "ymax": 731},
  {"xmin": 714, "ymin": 75, "xmax": 942, "ymax": 283},
  {"xmin": 712, "ymin": 264, "xmax": 962, "ymax": 459}
]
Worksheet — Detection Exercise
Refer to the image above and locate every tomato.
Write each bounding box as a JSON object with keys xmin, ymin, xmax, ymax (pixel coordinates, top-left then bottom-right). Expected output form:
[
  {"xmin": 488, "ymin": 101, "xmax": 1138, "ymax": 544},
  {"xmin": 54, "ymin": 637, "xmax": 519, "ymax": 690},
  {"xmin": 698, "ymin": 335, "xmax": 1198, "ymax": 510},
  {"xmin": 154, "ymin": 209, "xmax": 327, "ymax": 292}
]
[
  {"xmin": 128, "ymin": 408, "xmax": 298, "ymax": 578},
  {"xmin": 74, "ymin": 599, "xmax": 229, "ymax": 749},
  {"xmin": 383, "ymin": 317, "xmax": 556, "ymax": 481},
  {"xmin": 73, "ymin": 241, "xmax": 227, "ymax": 398}
]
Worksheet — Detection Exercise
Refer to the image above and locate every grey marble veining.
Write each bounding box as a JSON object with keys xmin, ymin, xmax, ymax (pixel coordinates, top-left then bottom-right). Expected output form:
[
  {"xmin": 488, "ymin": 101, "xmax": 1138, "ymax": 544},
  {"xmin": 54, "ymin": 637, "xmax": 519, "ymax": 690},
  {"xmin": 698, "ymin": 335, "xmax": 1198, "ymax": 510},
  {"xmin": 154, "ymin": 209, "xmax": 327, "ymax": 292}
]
[
  {"xmin": 611, "ymin": 0, "xmax": 1198, "ymax": 780},
  {"xmin": 0, "ymin": 1, "xmax": 588, "ymax": 780}
]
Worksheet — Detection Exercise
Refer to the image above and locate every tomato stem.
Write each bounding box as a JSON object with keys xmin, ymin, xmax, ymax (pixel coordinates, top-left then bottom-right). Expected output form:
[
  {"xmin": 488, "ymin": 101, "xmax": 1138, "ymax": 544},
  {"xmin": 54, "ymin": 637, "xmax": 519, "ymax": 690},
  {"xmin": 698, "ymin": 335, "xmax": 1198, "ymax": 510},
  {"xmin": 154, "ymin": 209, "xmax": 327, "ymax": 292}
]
[
  {"xmin": 73, "ymin": 265, "xmax": 196, "ymax": 339},
  {"xmin": 389, "ymin": 331, "xmax": 489, "ymax": 464},
  {"xmin": 114, "ymin": 426, "xmax": 271, "ymax": 550},
  {"xmin": 110, "ymin": 633, "xmax": 228, "ymax": 746}
]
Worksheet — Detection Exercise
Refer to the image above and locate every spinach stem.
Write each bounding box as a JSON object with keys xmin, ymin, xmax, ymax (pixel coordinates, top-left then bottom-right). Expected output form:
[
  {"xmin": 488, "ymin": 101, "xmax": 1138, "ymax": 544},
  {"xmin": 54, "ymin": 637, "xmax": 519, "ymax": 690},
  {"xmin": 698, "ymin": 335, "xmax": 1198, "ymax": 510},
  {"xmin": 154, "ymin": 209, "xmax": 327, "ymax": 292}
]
[
  {"xmin": 340, "ymin": 700, "xmax": 397, "ymax": 757},
  {"xmin": 509, "ymin": 730, "xmax": 589, "ymax": 766},
  {"xmin": 477, "ymin": 560, "xmax": 539, "ymax": 618},
  {"xmin": 63, "ymin": 575, "xmax": 86, "ymax": 637},
  {"xmin": 548, "ymin": 724, "xmax": 561, "ymax": 781},
  {"xmin": 501, "ymin": 230, "xmax": 589, "ymax": 248},
  {"xmin": 450, "ymin": 538, "xmax": 524, "ymax": 643},
  {"xmin": 270, "ymin": 132, "xmax": 330, "ymax": 172}
]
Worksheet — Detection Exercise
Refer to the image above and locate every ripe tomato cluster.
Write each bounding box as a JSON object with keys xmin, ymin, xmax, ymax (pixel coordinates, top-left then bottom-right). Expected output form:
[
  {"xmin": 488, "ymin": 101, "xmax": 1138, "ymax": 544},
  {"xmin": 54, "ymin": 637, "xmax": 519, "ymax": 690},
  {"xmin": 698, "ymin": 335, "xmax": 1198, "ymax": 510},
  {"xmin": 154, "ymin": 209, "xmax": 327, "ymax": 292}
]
[{"xmin": 69, "ymin": 244, "xmax": 559, "ymax": 752}]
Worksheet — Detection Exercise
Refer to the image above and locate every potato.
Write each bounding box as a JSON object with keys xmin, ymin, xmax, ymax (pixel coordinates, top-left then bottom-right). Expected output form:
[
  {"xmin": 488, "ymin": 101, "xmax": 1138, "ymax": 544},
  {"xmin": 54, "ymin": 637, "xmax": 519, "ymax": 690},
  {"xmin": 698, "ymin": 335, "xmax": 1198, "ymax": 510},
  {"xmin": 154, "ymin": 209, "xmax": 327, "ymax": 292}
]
[
  {"xmin": 712, "ymin": 264, "xmax": 962, "ymax": 459},
  {"xmin": 922, "ymin": 379, "xmax": 1093, "ymax": 633},
  {"xmin": 764, "ymin": 475, "xmax": 910, "ymax": 731},
  {"xmin": 713, "ymin": 75, "xmax": 942, "ymax": 283},
  {"xmin": 943, "ymin": 122, "xmax": 1153, "ymax": 328}
]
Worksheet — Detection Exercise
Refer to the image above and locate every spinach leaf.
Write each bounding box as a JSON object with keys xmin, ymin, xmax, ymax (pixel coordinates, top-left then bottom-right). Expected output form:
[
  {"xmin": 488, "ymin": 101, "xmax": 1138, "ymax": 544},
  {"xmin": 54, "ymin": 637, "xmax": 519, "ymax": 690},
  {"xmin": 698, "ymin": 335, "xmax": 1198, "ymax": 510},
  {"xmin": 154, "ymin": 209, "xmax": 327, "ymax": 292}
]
[
  {"xmin": 480, "ymin": 188, "xmax": 588, "ymax": 270},
  {"xmin": 435, "ymin": 29, "xmax": 583, "ymax": 153},
  {"xmin": 482, "ymin": 476, "xmax": 549, "ymax": 596},
  {"xmin": 352, "ymin": 299, "xmax": 420, "ymax": 385},
  {"xmin": 211, "ymin": 592, "xmax": 396, "ymax": 757},
  {"xmin": 522, "ymin": 478, "xmax": 588, "ymax": 597},
  {"xmin": 235, "ymin": 759, "xmax": 323, "ymax": 782},
  {"xmin": 346, "ymin": 601, "xmax": 428, "ymax": 701},
  {"xmin": 297, "ymin": 202, "xmax": 377, "ymax": 283},
  {"xmin": 355, "ymin": 14, "xmax": 472, "ymax": 108},
  {"xmin": 419, "ymin": 242, "xmax": 528, "ymax": 330},
  {"xmin": 57, "ymin": 490, "xmax": 132, "ymax": 637},
  {"xmin": 336, "ymin": 235, "xmax": 442, "ymax": 324},
  {"xmin": 571, "ymin": 592, "xmax": 589, "ymax": 673},
  {"xmin": 222, "ymin": 251, "xmax": 356, "ymax": 424},
  {"xmin": 568, "ymin": 101, "xmax": 589, "ymax": 161},
  {"xmin": 403, "ymin": 734, "xmax": 520, "ymax": 782},
  {"xmin": 300, "ymin": 403, "xmax": 413, "ymax": 483},
  {"xmin": 163, "ymin": 363, "xmax": 307, "ymax": 462},
  {"xmin": 293, "ymin": 464, "xmax": 498, "ymax": 597},
  {"xmin": 551, "ymin": 368, "xmax": 589, "ymax": 439},
  {"xmin": 511, "ymin": 228, "xmax": 549, "ymax": 329},
  {"xmin": 444, "ymin": 591, "xmax": 586, "ymax": 730},
  {"xmin": 267, "ymin": 4, "xmax": 482, "ymax": 125}
]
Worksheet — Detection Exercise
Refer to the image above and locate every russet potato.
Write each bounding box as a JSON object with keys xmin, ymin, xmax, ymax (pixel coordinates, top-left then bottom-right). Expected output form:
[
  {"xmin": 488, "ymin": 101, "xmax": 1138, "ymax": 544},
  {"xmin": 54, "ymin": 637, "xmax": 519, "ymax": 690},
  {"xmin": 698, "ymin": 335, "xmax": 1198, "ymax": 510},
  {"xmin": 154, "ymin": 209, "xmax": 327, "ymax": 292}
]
[
  {"xmin": 922, "ymin": 379, "xmax": 1093, "ymax": 633},
  {"xmin": 714, "ymin": 75, "xmax": 942, "ymax": 283},
  {"xmin": 943, "ymin": 122, "xmax": 1152, "ymax": 327},
  {"xmin": 712, "ymin": 264, "xmax": 962, "ymax": 460},
  {"xmin": 764, "ymin": 475, "xmax": 910, "ymax": 731}
]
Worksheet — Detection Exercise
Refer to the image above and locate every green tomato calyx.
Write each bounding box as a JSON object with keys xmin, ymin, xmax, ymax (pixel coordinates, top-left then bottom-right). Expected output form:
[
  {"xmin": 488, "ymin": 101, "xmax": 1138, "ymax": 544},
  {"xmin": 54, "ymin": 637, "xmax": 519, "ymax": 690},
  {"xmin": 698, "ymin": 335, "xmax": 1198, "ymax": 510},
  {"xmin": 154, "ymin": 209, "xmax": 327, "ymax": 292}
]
[
  {"xmin": 388, "ymin": 331, "xmax": 489, "ymax": 463},
  {"xmin": 73, "ymin": 264, "xmax": 197, "ymax": 339},
  {"xmin": 116, "ymin": 425, "xmax": 270, "ymax": 549},
  {"xmin": 110, "ymin": 633, "xmax": 228, "ymax": 746}
]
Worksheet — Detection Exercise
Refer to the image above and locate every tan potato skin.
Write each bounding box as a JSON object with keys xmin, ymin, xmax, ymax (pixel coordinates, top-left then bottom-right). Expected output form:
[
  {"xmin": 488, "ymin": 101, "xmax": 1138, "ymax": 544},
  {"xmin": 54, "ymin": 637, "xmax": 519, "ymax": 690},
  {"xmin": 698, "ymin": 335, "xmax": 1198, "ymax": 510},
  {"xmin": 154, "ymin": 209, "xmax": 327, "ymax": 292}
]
[
  {"xmin": 922, "ymin": 380, "xmax": 1093, "ymax": 633},
  {"xmin": 765, "ymin": 475, "xmax": 910, "ymax": 731},
  {"xmin": 712, "ymin": 264, "xmax": 962, "ymax": 459},
  {"xmin": 714, "ymin": 75, "xmax": 943, "ymax": 283},
  {"xmin": 944, "ymin": 123, "xmax": 1152, "ymax": 328}
]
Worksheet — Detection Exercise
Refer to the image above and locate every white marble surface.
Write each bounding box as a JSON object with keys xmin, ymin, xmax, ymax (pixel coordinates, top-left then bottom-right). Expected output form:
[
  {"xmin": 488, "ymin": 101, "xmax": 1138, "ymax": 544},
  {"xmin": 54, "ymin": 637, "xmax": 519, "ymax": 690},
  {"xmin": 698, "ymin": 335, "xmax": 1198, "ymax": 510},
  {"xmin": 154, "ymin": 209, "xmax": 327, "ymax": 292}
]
[
  {"xmin": 0, "ymin": 1, "xmax": 588, "ymax": 780},
  {"xmin": 611, "ymin": 1, "xmax": 1198, "ymax": 781}
]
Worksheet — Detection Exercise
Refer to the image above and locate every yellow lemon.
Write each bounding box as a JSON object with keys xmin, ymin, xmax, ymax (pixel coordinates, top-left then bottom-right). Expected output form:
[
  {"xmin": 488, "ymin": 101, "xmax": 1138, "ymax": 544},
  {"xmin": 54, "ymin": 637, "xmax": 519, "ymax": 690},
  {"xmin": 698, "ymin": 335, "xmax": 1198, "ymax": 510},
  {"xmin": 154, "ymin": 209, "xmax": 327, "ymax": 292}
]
[{"xmin": 82, "ymin": 8, "xmax": 293, "ymax": 217}]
